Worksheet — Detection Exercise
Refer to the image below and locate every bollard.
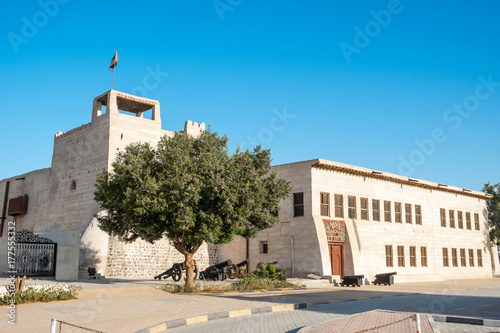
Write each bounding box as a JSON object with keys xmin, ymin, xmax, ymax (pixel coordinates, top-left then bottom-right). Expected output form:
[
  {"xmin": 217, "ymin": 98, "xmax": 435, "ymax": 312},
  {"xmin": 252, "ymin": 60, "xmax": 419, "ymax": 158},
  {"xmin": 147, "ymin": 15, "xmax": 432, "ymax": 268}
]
[
  {"xmin": 50, "ymin": 318, "xmax": 57, "ymax": 333},
  {"xmin": 415, "ymin": 313, "xmax": 421, "ymax": 333}
]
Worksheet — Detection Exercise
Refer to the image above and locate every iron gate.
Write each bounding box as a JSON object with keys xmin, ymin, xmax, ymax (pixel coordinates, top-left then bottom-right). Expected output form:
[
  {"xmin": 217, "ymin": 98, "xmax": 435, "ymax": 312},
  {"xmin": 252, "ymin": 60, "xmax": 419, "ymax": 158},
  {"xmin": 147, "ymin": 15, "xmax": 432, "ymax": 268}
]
[{"xmin": 15, "ymin": 242, "xmax": 57, "ymax": 276}]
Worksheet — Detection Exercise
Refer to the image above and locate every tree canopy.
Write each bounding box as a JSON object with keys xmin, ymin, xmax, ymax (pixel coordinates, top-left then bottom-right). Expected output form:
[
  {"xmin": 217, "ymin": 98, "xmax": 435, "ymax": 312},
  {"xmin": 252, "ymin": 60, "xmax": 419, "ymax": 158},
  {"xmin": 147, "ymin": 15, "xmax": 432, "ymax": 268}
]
[
  {"xmin": 483, "ymin": 182, "xmax": 500, "ymax": 244},
  {"xmin": 94, "ymin": 131, "xmax": 291, "ymax": 286}
]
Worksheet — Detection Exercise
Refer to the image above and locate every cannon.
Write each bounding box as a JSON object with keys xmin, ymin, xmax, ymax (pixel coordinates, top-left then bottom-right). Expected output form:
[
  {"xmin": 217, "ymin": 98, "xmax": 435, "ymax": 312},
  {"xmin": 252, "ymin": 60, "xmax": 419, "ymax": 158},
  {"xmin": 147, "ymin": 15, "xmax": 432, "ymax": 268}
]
[
  {"xmin": 154, "ymin": 261, "xmax": 198, "ymax": 281},
  {"xmin": 372, "ymin": 271, "xmax": 397, "ymax": 286},
  {"xmin": 198, "ymin": 259, "xmax": 237, "ymax": 281},
  {"xmin": 340, "ymin": 274, "xmax": 364, "ymax": 287},
  {"xmin": 255, "ymin": 261, "xmax": 278, "ymax": 271},
  {"xmin": 235, "ymin": 259, "xmax": 250, "ymax": 278}
]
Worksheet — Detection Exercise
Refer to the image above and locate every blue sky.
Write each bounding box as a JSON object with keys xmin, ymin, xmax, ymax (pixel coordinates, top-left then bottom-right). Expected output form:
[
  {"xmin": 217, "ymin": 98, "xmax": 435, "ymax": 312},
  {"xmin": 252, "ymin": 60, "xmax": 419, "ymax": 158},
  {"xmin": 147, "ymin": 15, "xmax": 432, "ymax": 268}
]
[{"xmin": 1, "ymin": 0, "xmax": 499, "ymax": 191}]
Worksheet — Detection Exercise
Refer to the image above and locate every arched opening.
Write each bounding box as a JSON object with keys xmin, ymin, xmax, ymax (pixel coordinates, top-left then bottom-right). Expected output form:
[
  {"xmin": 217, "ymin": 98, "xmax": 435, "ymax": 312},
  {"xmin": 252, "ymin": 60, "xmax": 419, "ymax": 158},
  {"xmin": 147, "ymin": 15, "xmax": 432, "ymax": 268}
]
[{"xmin": 70, "ymin": 180, "xmax": 77, "ymax": 191}]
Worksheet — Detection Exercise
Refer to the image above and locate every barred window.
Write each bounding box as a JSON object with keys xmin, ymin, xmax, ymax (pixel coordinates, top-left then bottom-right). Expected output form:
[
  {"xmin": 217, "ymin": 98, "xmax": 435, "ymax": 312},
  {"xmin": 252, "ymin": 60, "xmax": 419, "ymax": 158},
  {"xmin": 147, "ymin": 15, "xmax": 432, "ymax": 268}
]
[
  {"xmin": 320, "ymin": 192, "xmax": 330, "ymax": 217},
  {"xmin": 449, "ymin": 210, "xmax": 455, "ymax": 228},
  {"xmin": 293, "ymin": 193, "xmax": 304, "ymax": 217},
  {"xmin": 360, "ymin": 198, "xmax": 368, "ymax": 220},
  {"xmin": 468, "ymin": 249, "xmax": 474, "ymax": 267},
  {"xmin": 384, "ymin": 201, "xmax": 391, "ymax": 222},
  {"xmin": 405, "ymin": 204, "xmax": 412, "ymax": 224},
  {"xmin": 442, "ymin": 248, "xmax": 449, "ymax": 267},
  {"xmin": 460, "ymin": 248, "xmax": 466, "ymax": 266},
  {"xmin": 348, "ymin": 196, "xmax": 356, "ymax": 219},
  {"xmin": 458, "ymin": 211, "xmax": 463, "ymax": 229},
  {"xmin": 415, "ymin": 205, "xmax": 422, "ymax": 225},
  {"xmin": 466, "ymin": 212, "xmax": 471, "ymax": 230},
  {"xmin": 373, "ymin": 200, "xmax": 380, "ymax": 221},
  {"xmin": 334, "ymin": 194, "xmax": 344, "ymax": 218},
  {"xmin": 420, "ymin": 247, "xmax": 427, "ymax": 267},
  {"xmin": 397, "ymin": 246, "xmax": 405, "ymax": 267},
  {"xmin": 385, "ymin": 245, "xmax": 393, "ymax": 267},
  {"xmin": 395, "ymin": 202, "xmax": 402, "ymax": 223},
  {"xmin": 451, "ymin": 248, "xmax": 458, "ymax": 267},
  {"xmin": 409, "ymin": 246, "xmax": 416, "ymax": 267},
  {"xmin": 440, "ymin": 208, "xmax": 446, "ymax": 227}
]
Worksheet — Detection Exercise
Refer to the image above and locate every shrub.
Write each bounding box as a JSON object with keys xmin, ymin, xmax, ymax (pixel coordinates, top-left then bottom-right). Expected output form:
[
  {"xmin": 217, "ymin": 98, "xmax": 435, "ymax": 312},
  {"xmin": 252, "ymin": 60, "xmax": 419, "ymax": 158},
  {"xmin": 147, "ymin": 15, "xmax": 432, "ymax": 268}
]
[
  {"xmin": 0, "ymin": 284, "xmax": 81, "ymax": 305},
  {"xmin": 155, "ymin": 264, "xmax": 300, "ymax": 294}
]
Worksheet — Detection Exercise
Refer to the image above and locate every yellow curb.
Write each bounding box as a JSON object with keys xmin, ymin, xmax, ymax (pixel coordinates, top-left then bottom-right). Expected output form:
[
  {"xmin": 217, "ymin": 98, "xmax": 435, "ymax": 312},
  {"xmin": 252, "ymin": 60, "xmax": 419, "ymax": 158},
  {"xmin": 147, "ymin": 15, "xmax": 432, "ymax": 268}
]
[
  {"xmin": 229, "ymin": 309, "xmax": 252, "ymax": 318},
  {"xmin": 272, "ymin": 304, "xmax": 295, "ymax": 312},
  {"xmin": 186, "ymin": 315, "xmax": 208, "ymax": 325},
  {"xmin": 148, "ymin": 323, "xmax": 167, "ymax": 333}
]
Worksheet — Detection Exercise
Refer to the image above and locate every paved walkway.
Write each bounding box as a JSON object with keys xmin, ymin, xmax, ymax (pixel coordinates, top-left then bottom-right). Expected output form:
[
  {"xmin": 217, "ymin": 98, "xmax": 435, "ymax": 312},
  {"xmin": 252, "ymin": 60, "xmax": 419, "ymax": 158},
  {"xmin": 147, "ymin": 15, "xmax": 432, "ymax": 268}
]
[{"xmin": 0, "ymin": 277, "xmax": 499, "ymax": 332}]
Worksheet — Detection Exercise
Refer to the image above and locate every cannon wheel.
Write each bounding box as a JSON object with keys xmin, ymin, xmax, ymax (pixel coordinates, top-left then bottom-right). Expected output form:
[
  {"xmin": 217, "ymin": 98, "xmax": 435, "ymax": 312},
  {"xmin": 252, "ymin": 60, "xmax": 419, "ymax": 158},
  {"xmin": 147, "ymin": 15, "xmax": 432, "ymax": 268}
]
[
  {"xmin": 198, "ymin": 272, "xmax": 205, "ymax": 280},
  {"xmin": 237, "ymin": 268, "xmax": 247, "ymax": 278},
  {"xmin": 256, "ymin": 262, "xmax": 265, "ymax": 271},
  {"xmin": 225, "ymin": 264, "xmax": 238, "ymax": 279},
  {"xmin": 172, "ymin": 263, "xmax": 183, "ymax": 282}
]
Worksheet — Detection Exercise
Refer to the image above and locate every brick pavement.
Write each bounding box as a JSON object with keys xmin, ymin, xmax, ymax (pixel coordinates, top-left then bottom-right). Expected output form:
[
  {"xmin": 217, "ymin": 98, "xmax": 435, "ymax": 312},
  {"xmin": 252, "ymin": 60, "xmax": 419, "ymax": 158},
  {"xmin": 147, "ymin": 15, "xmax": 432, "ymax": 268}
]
[
  {"xmin": 299, "ymin": 310, "xmax": 433, "ymax": 333},
  {"xmin": 1, "ymin": 277, "xmax": 499, "ymax": 333}
]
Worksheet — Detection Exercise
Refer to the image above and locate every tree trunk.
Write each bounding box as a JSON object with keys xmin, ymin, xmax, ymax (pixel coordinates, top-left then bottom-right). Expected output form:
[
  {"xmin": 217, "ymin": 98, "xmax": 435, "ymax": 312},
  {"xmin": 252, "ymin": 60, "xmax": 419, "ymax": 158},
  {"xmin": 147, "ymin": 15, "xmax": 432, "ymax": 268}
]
[{"xmin": 184, "ymin": 252, "xmax": 196, "ymax": 288}]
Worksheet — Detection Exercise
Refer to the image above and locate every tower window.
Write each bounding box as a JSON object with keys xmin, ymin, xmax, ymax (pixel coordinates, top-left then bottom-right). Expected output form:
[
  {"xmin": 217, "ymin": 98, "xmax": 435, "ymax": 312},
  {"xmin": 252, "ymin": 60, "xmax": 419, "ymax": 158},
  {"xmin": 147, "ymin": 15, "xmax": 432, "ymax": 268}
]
[{"xmin": 70, "ymin": 180, "xmax": 77, "ymax": 190}]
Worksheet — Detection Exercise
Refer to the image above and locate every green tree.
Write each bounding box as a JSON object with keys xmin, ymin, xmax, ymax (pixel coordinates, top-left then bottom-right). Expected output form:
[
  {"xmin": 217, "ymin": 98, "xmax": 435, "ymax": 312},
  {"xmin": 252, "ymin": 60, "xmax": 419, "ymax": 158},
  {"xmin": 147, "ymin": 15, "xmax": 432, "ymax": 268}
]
[
  {"xmin": 94, "ymin": 131, "xmax": 291, "ymax": 287},
  {"xmin": 483, "ymin": 182, "xmax": 500, "ymax": 244}
]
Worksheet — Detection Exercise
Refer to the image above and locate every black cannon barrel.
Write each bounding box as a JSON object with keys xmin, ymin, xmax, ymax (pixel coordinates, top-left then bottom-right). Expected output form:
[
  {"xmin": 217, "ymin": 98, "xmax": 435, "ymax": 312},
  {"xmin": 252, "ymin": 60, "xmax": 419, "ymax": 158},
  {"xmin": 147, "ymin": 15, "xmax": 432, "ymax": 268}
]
[
  {"xmin": 207, "ymin": 259, "xmax": 232, "ymax": 271},
  {"xmin": 236, "ymin": 259, "xmax": 249, "ymax": 267},
  {"xmin": 343, "ymin": 274, "xmax": 364, "ymax": 279},
  {"xmin": 375, "ymin": 271, "xmax": 397, "ymax": 277}
]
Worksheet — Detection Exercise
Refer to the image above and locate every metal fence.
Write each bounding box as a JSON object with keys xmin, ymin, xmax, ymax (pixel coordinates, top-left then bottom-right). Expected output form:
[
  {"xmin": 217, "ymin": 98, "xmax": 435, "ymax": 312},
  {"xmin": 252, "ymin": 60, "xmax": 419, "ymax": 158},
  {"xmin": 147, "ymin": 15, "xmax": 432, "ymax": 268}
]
[{"xmin": 15, "ymin": 242, "xmax": 57, "ymax": 276}]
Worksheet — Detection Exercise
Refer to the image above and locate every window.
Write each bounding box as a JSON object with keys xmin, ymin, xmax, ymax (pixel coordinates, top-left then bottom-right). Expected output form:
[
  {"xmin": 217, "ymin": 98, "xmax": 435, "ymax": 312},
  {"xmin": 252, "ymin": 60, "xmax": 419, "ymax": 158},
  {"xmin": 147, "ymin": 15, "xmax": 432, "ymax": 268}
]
[
  {"xmin": 460, "ymin": 248, "xmax": 466, "ymax": 266},
  {"xmin": 466, "ymin": 212, "xmax": 471, "ymax": 230},
  {"xmin": 477, "ymin": 249, "xmax": 483, "ymax": 267},
  {"xmin": 449, "ymin": 210, "xmax": 455, "ymax": 228},
  {"xmin": 415, "ymin": 205, "xmax": 422, "ymax": 225},
  {"xmin": 293, "ymin": 193, "xmax": 304, "ymax": 217},
  {"xmin": 458, "ymin": 211, "xmax": 463, "ymax": 229},
  {"xmin": 397, "ymin": 246, "xmax": 405, "ymax": 267},
  {"xmin": 440, "ymin": 208, "xmax": 446, "ymax": 227},
  {"xmin": 260, "ymin": 241, "xmax": 268, "ymax": 254},
  {"xmin": 385, "ymin": 245, "xmax": 393, "ymax": 267},
  {"xmin": 373, "ymin": 200, "xmax": 380, "ymax": 221},
  {"xmin": 451, "ymin": 248, "xmax": 458, "ymax": 267},
  {"xmin": 409, "ymin": 246, "xmax": 416, "ymax": 267},
  {"xmin": 320, "ymin": 192, "xmax": 330, "ymax": 217},
  {"xmin": 395, "ymin": 202, "xmax": 402, "ymax": 223},
  {"xmin": 384, "ymin": 201, "xmax": 391, "ymax": 222},
  {"xmin": 474, "ymin": 213, "xmax": 480, "ymax": 230},
  {"xmin": 405, "ymin": 204, "xmax": 412, "ymax": 224},
  {"xmin": 348, "ymin": 196, "xmax": 356, "ymax": 218},
  {"xmin": 360, "ymin": 198, "xmax": 368, "ymax": 220},
  {"xmin": 70, "ymin": 180, "xmax": 77, "ymax": 190},
  {"xmin": 468, "ymin": 249, "xmax": 474, "ymax": 267},
  {"xmin": 334, "ymin": 194, "xmax": 343, "ymax": 218},
  {"xmin": 442, "ymin": 248, "xmax": 449, "ymax": 267},
  {"xmin": 420, "ymin": 247, "xmax": 427, "ymax": 267}
]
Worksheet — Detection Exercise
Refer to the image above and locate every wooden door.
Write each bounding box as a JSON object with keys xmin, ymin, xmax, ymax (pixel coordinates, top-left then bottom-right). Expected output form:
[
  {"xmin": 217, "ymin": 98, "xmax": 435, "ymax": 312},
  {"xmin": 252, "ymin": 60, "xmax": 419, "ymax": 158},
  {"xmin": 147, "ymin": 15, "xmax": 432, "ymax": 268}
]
[{"xmin": 328, "ymin": 243, "xmax": 343, "ymax": 277}]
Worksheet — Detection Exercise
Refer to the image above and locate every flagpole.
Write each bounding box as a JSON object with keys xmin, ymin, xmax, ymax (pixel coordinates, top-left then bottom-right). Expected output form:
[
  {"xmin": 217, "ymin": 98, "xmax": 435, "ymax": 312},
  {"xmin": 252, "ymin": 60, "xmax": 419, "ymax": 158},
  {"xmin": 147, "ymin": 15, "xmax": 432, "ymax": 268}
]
[{"xmin": 111, "ymin": 66, "xmax": 116, "ymax": 91}]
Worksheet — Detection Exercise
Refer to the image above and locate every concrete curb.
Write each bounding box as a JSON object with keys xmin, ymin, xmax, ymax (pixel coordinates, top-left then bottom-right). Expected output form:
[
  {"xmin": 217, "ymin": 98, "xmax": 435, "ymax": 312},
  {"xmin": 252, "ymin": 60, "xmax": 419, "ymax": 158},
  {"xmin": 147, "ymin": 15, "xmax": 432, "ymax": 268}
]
[
  {"xmin": 135, "ymin": 294, "xmax": 404, "ymax": 333},
  {"xmin": 135, "ymin": 302, "xmax": 308, "ymax": 333},
  {"xmin": 432, "ymin": 315, "xmax": 500, "ymax": 327}
]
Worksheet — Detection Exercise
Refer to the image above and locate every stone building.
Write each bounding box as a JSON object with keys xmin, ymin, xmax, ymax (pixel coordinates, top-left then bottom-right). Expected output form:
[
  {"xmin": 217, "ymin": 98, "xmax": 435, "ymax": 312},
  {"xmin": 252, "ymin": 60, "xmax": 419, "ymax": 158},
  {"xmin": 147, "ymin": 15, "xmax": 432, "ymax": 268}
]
[
  {"xmin": 0, "ymin": 90, "xmax": 215, "ymax": 280},
  {"xmin": 1, "ymin": 90, "xmax": 498, "ymax": 283},
  {"xmin": 219, "ymin": 159, "xmax": 500, "ymax": 282}
]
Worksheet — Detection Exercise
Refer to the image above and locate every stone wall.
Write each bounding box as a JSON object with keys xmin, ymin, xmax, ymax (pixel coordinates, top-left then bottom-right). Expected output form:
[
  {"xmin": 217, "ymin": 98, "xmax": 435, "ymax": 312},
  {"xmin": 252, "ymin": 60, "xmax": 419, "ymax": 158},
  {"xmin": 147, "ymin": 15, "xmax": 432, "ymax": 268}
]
[{"xmin": 105, "ymin": 236, "xmax": 218, "ymax": 278}]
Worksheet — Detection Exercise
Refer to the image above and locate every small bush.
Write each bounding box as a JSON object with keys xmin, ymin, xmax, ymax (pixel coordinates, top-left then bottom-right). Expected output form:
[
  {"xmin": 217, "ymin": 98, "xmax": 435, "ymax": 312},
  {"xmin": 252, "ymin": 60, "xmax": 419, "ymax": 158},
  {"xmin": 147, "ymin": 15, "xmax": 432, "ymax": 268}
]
[
  {"xmin": 155, "ymin": 264, "xmax": 300, "ymax": 294},
  {"xmin": 0, "ymin": 284, "xmax": 81, "ymax": 305}
]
